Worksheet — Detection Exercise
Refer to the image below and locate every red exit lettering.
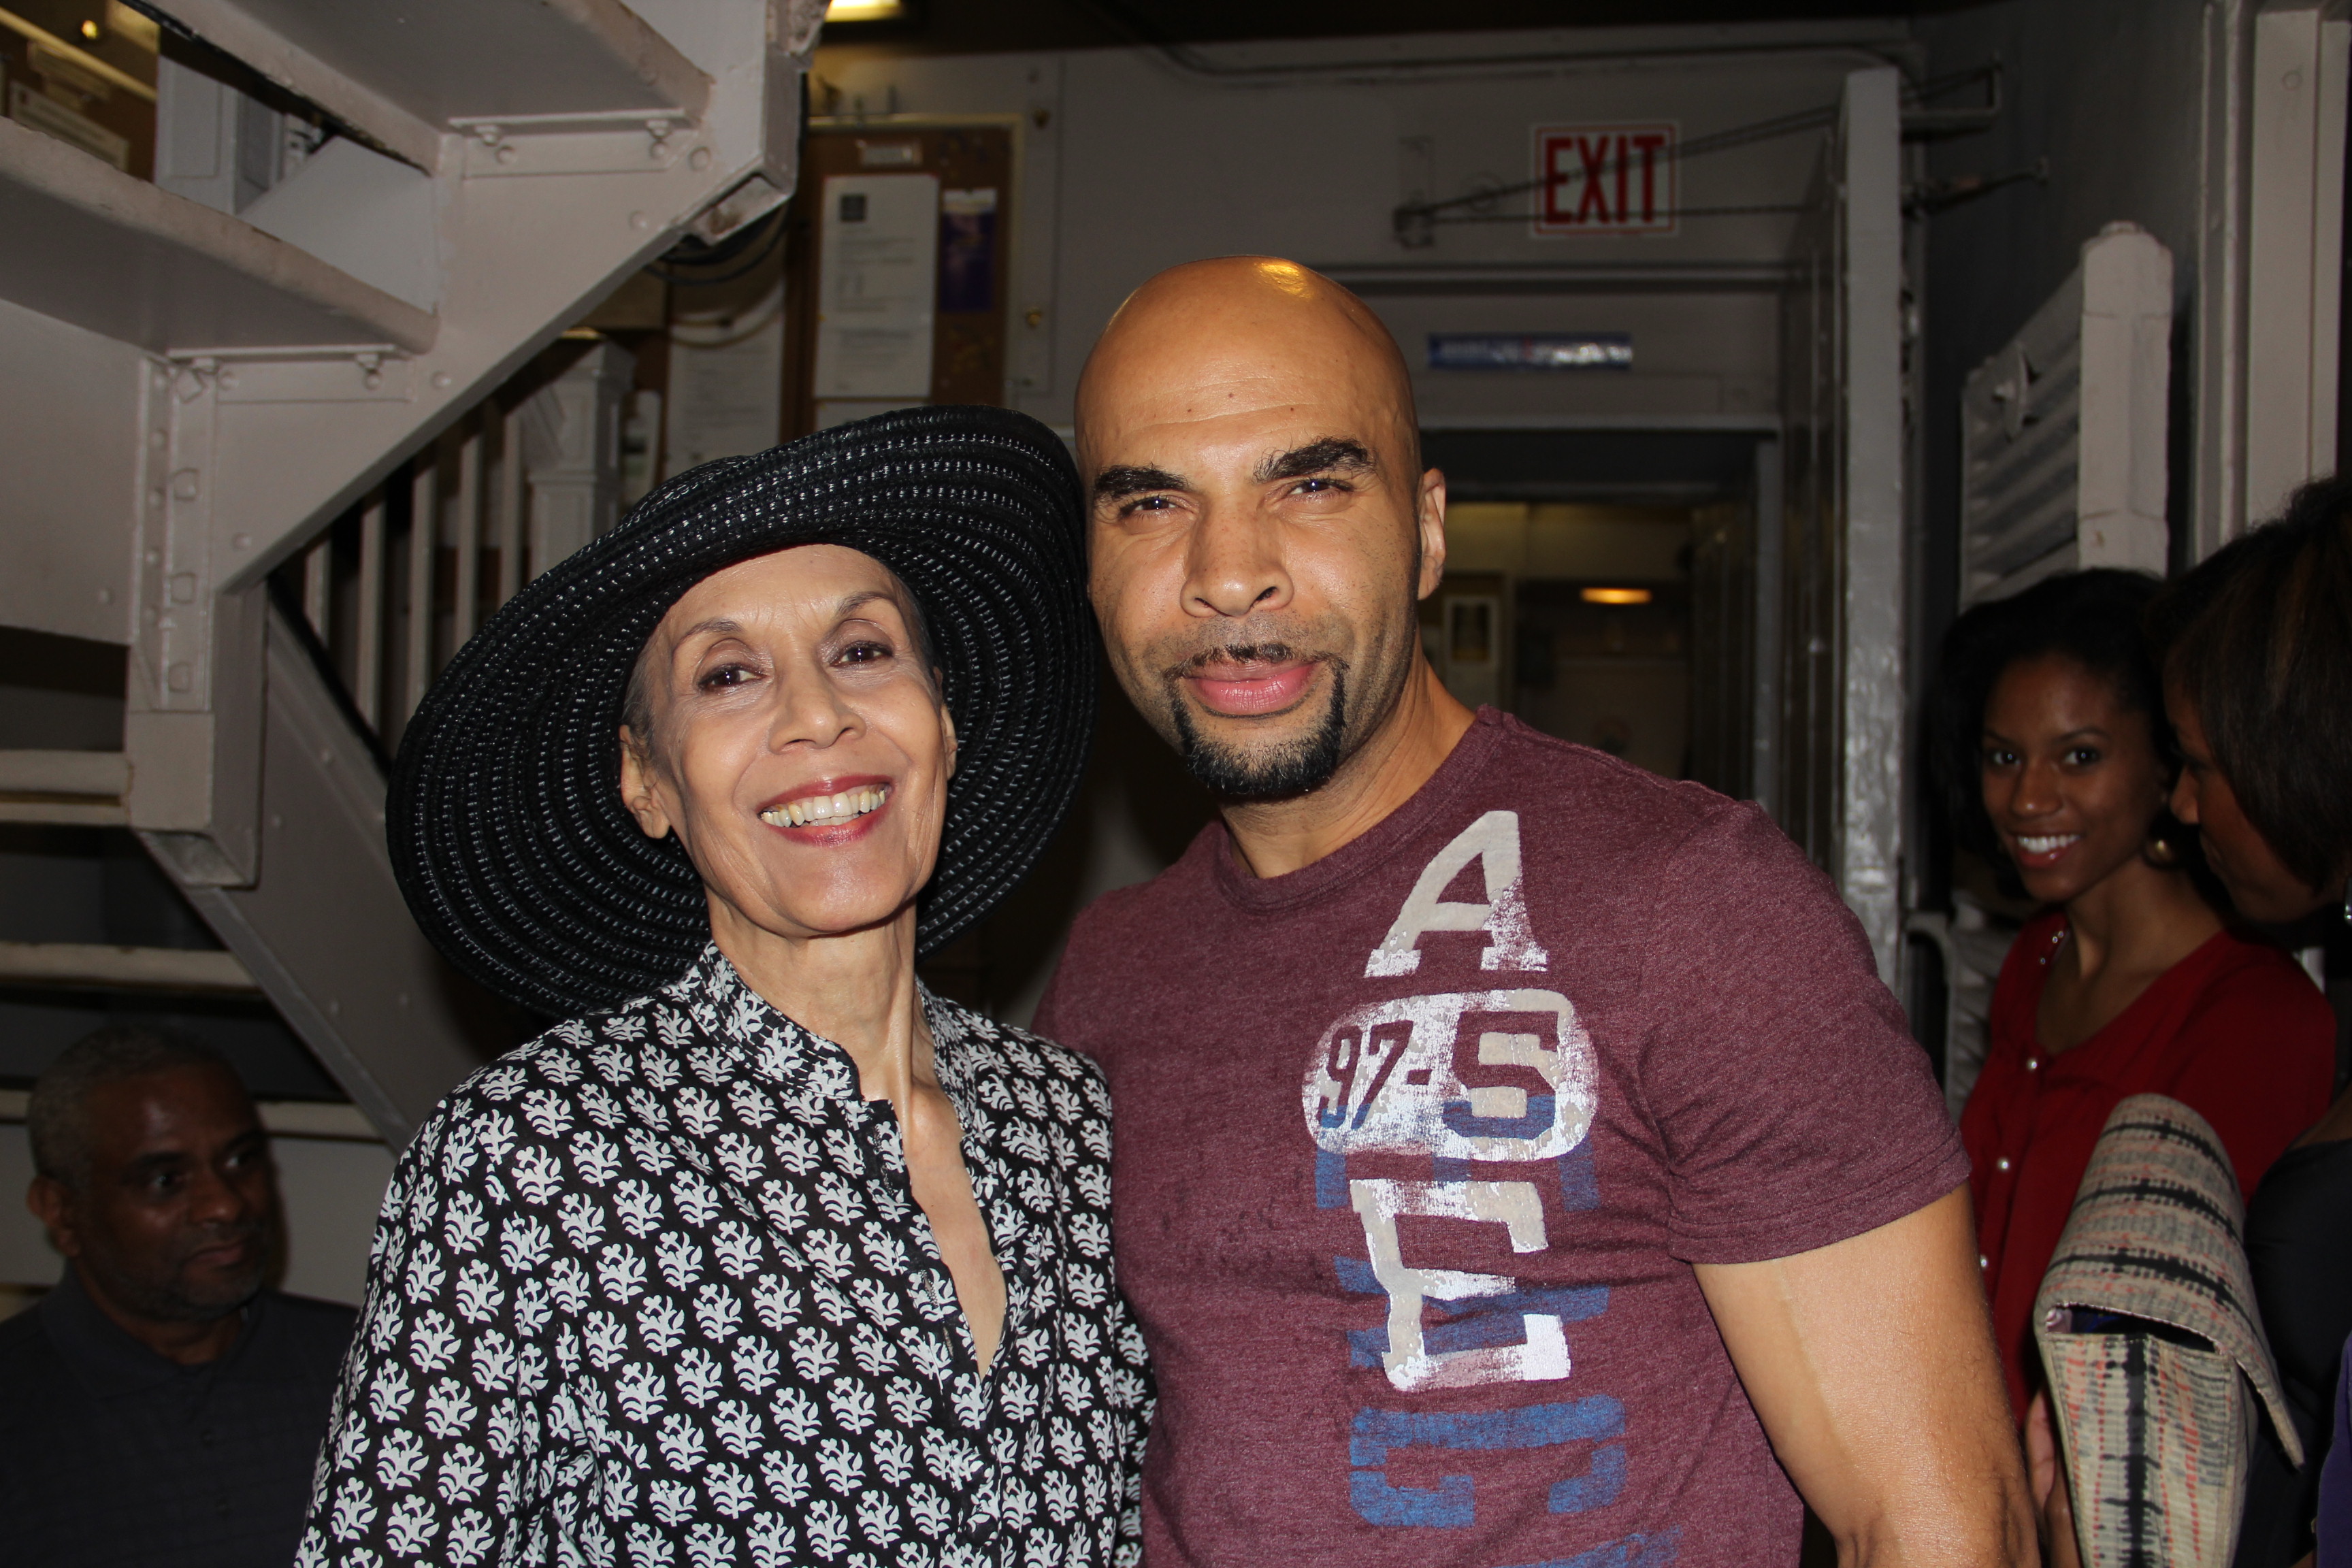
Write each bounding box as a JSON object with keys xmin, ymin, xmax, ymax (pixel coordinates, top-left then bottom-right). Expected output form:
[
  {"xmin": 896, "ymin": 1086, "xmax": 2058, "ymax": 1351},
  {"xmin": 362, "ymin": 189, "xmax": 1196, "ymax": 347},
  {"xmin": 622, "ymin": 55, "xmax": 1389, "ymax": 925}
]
[{"xmin": 1533, "ymin": 122, "xmax": 1678, "ymax": 236}]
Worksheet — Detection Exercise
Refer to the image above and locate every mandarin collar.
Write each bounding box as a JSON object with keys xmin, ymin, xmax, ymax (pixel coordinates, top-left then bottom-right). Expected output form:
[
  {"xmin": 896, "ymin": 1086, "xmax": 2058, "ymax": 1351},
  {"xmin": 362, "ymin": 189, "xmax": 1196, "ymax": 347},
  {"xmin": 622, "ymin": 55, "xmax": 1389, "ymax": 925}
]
[
  {"xmin": 36, "ymin": 1267, "xmax": 268, "ymax": 1397},
  {"xmin": 660, "ymin": 942, "xmax": 985, "ymax": 1115}
]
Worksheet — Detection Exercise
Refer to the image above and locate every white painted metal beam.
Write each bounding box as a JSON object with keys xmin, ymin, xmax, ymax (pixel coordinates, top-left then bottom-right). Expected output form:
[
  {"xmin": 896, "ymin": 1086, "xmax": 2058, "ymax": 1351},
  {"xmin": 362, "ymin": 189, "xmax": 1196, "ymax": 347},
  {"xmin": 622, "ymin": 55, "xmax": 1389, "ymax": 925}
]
[
  {"xmin": 0, "ymin": 116, "xmax": 437, "ymax": 355},
  {"xmin": 165, "ymin": 611, "xmax": 510, "ymax": 1146},
  {"xmin": 1835, "ymin": 65, "xmax": 1906, "ymax": 986},
  {"xmin": 2243, "ymin": 1, "xmax": 2350, "ymax": 528}
]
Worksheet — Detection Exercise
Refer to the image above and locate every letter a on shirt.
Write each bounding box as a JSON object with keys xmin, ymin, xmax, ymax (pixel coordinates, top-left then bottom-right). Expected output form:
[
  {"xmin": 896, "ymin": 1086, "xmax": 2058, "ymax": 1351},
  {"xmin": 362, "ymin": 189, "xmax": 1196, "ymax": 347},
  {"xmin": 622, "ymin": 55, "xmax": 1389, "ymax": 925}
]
[{"xmin": 1364, "ymin": 811, "xmax": 1550, "ymax": 976}]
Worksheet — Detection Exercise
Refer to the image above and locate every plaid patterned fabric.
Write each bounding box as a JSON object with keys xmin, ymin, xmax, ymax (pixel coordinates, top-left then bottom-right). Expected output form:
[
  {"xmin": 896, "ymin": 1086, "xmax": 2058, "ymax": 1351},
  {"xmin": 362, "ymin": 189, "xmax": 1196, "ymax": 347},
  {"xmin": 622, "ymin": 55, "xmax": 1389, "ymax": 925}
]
[{"xmin": 2033, "ymin": 1094, "xmax": 2302, "ymax": 1567}]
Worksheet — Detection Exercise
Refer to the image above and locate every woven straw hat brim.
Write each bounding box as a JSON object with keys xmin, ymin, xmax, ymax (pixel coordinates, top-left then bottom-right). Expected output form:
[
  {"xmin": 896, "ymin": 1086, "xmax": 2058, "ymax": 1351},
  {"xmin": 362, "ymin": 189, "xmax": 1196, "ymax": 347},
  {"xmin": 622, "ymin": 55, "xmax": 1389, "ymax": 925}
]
[{"xmin": 388, "ymin": 405, "xmax": 1096, "ymax": 1019}]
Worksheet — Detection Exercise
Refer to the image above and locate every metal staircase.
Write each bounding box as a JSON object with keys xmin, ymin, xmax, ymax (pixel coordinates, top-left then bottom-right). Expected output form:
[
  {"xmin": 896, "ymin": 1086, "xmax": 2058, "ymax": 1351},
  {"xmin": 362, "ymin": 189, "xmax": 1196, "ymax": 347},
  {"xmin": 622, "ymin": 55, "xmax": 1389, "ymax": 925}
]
[{"xmin": 0, "ymin": 0, "xmax": 820, "ymax": 1143}]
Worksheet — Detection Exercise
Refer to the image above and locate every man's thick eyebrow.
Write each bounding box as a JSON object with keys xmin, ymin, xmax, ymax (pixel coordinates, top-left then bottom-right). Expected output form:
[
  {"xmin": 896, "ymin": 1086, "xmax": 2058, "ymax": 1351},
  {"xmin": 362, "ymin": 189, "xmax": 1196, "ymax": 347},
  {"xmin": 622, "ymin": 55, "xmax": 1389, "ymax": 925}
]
[
  {"xmin": 1093, "ymin": 464, "xmax": 1191, "ymax": 500},
  {"xmin": 1254, "ymin": 438, "xmax": 1375, "ymax": 484}
]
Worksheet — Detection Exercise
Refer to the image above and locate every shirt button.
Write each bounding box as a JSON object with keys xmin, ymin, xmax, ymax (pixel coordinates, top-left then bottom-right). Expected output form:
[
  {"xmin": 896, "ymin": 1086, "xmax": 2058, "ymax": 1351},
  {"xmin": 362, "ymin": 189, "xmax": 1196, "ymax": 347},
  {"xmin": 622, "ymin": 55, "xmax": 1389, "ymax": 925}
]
[{"xmin": 1996, "ymin": 1158, "xmax": 2012, "ymax": 1172}]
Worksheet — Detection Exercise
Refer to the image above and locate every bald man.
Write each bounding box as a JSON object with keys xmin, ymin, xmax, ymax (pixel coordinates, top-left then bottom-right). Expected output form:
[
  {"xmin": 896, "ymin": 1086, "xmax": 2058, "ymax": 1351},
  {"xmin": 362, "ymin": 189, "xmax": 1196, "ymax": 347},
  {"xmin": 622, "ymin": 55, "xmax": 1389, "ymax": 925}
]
[{"xmin": 1032, "ymin": 258, "xmax": 2031, "ymax": 1567}]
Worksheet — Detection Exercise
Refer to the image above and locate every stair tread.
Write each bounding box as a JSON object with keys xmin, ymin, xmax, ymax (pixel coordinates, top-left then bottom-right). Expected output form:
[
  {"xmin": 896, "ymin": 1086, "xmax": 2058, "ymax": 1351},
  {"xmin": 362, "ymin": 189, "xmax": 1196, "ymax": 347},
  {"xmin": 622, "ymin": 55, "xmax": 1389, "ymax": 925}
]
[
  {"xmin": 0, "ymin": 940, "xmax": 261, "ymax": 994},
  {"xmin": 169, "ymin": 0, "xmax": 709, "ymax": 134},
  {"xmin": 0, "ymin": 116, "xmax": 437, "ymax": 355}
]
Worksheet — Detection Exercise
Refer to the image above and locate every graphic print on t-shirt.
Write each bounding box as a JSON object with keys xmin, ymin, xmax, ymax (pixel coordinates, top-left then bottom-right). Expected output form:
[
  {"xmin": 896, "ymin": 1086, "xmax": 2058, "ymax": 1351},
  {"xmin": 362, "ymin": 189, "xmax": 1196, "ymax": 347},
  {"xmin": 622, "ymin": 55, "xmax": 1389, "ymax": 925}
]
[{"xmin": 1302, "ymin": 810, "xmax": 1635, "ymax": 1542}]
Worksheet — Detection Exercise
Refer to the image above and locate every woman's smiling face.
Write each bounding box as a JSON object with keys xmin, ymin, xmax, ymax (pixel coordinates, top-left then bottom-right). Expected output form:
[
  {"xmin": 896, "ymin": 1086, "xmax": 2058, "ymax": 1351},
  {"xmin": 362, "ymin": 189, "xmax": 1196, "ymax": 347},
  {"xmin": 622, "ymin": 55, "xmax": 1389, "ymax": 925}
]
[
  {"xmin": 618, "ymin": 545, "xmax": 954, "ymax": 945},
  {"xmin": 1979, "ymin": 653, "xmax": 2170, "ymax": 905}
]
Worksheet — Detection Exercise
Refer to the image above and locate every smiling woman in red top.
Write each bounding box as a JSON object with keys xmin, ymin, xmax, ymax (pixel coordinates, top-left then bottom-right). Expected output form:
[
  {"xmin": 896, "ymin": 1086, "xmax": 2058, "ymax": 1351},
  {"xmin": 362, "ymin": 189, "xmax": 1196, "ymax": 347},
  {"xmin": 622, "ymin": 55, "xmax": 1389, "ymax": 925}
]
[{"xmin": 1931, "ymin": 569, "xmax": 2335, "ymax": 1417}]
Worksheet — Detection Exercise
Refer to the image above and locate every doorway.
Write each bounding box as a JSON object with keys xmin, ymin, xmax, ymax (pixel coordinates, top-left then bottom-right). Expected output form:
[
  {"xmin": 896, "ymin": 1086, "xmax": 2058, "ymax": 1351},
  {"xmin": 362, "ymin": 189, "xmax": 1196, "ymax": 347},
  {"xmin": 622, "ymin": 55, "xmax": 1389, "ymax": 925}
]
[{"xmin": 1420, "ymin": 427, "xmax": 1769, "ymax": 800}]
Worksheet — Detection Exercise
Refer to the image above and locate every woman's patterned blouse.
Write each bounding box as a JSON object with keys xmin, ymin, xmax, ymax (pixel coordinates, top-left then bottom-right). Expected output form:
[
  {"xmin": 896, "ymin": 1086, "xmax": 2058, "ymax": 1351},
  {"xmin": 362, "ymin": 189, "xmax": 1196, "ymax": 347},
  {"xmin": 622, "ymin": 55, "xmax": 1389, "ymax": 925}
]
[{"xmin": 295, "ymin": 945, "xmax": 1149, "ymax": 1567}]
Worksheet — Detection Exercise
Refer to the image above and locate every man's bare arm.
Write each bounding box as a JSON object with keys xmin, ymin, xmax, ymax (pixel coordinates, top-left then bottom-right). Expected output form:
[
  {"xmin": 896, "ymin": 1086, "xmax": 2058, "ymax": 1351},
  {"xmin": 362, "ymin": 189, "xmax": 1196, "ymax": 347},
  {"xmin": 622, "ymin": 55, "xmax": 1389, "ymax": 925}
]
[{"xmin": 1693, "ymin": 1186, "xmax": 2035, "ymax": 1565}]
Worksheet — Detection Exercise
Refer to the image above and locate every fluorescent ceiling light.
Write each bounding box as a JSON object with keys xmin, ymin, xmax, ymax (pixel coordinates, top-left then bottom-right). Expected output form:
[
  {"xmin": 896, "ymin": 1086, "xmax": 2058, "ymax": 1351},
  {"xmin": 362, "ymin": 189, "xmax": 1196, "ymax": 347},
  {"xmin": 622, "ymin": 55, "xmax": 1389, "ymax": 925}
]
[
  {"xmin": 825, "ymin": 0, "xmax": 906, "ymax": 20},
  {"xmin": 1580, "ymin": 587, "xmax": 1653, "ymax": 606}
]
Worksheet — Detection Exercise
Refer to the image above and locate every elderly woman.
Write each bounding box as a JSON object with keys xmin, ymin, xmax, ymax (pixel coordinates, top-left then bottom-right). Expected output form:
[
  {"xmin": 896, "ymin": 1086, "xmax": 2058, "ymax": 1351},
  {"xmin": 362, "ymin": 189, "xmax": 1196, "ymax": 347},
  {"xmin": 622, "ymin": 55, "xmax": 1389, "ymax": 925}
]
[{"xmin": 297, "ymin": 408, "xmax": 1147, "ymax": 1567}]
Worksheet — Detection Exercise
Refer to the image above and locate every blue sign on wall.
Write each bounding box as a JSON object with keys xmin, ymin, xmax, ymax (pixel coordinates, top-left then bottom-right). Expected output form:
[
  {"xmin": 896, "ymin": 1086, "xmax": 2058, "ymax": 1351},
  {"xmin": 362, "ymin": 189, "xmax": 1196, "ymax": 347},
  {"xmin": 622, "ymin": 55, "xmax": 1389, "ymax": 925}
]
[{"xmin": 1428, "ymin": 333, "xmax": 1633, "ymax": 371}]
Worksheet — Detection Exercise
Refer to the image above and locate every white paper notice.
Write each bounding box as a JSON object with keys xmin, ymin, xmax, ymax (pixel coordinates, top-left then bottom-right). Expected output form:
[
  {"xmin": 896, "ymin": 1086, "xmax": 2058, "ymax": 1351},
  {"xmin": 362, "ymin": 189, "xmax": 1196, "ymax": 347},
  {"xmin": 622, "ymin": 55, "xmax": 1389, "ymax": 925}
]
[
  {"xmin": 666, "ymin": 281, "xmax": 786, "ymax": 476},
  {"xmin": 813, "ymin": 173, "xmax": 940, "ymax": 400}
]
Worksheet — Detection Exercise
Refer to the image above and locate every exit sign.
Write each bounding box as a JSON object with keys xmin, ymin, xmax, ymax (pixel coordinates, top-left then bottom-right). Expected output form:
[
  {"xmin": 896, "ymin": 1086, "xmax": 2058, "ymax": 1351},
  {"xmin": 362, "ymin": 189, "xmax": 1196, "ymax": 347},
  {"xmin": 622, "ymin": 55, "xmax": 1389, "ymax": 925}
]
[{"xmin": 1532, "ymin": 122, "xmax": 1678, "ymax": 236}]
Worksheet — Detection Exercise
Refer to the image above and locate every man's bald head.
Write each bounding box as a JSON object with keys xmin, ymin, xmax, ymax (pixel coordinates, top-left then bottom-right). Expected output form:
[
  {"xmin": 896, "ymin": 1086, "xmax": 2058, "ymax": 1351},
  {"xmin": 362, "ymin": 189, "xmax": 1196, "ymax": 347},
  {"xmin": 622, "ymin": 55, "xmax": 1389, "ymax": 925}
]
[
  {"xmin": 1076, "ymin": 256, "xmax": 1450, "ymax": 804},
  {"xmin": 1077, "ymin": 257, "xmax": 1420, "ymax": 472}
]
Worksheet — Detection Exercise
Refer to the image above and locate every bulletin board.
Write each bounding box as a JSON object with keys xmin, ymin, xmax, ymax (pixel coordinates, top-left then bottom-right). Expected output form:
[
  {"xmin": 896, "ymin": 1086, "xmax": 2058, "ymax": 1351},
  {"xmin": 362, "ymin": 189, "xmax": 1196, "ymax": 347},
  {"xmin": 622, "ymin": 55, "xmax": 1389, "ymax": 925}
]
[{"xmin": 783, "ymin": 123, "xmax": 1015, "ymax": 437}]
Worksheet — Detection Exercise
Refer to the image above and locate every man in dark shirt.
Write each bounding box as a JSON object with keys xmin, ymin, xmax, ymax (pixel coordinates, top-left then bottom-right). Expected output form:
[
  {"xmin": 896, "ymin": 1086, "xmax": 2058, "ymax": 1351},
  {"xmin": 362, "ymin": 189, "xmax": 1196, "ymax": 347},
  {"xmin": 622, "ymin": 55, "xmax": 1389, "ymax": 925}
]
[{"xmin": 0, "ymin": 1027, "xmax": 355, "ymax": 1567}]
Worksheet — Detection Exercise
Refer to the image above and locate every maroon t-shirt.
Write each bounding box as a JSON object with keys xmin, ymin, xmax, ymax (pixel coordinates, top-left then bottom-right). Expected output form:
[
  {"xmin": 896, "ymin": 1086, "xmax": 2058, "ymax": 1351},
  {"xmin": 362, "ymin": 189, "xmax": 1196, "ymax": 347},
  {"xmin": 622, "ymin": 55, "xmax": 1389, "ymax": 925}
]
[{"xmin": 1034, "ymin": 710, "xmax": 1969, "ymax": 1567}]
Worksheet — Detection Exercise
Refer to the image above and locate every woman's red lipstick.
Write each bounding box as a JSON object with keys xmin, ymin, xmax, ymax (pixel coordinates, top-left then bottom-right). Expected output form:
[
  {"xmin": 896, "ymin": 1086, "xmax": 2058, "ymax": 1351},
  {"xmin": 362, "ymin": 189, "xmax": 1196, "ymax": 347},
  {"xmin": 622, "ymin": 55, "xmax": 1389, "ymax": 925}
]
[{"xmin": 756, "ymin": 775, "xmax": 894, "ymax": 841}]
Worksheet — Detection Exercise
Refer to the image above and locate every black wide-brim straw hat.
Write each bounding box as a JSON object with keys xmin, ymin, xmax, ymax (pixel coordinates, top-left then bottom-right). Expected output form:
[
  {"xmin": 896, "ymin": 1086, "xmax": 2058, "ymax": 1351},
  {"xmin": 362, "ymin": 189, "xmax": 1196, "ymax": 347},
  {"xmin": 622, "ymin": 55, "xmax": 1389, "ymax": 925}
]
[{"xmin": 389, "ymin": 404, "xmax": 1096, "ymax": 1019}]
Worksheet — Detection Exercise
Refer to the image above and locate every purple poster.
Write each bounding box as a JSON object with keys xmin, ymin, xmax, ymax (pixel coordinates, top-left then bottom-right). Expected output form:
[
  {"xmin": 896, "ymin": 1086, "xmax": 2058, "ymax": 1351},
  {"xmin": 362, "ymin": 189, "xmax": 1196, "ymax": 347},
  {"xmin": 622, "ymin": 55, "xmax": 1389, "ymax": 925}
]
[{"xmin": 938, "ymin": 187, "xmax": 998, "ymax": 314}]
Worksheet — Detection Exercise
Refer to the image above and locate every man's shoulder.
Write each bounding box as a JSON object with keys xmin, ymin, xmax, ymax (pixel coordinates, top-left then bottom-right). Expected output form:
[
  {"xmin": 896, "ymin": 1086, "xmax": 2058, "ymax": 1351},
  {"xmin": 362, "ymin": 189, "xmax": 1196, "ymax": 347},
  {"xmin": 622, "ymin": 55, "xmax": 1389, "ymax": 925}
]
[
  {"xmin": 263, "ymin": 1288, "xmax": 359, "ymax": 1337},
  {"xmin": 1058, "ymin": 822, "xmax": 1225, "ymax": 951},
  {"xmin": 1479, "ymin": 713, "xmax": 1741, "ymax": 838},
  {"xmin": 0, "ymin": 1298, "xmax": 74, "ymax": 1421},
  {"xmin": 0, "ymin": 1297, "xmax": 55, "ymax": 1367},
  {"xmin": 1390, "ymin": 715, "xmax": 1793, "ymax": 917}
]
